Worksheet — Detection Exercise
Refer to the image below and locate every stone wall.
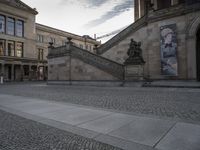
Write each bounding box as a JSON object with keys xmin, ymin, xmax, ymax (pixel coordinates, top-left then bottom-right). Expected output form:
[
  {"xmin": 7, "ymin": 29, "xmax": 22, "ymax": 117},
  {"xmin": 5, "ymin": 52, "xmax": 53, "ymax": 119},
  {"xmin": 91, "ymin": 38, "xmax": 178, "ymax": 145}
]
[
  {"xmin": 101, "ymin": 8, "xmax": 200, "ymax": 80},
  {"xmin": 48, "ymin": 56, "xmax": 118, "ymax": 81}
]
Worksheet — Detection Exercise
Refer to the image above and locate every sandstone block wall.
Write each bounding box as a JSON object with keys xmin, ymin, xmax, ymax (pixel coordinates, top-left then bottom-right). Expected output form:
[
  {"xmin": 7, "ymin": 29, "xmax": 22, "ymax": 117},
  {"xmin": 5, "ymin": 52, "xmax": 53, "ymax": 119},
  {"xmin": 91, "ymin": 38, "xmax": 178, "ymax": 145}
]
[
  {"xmin": 48, "ymin": 56, "xmax": 118, "ymax": 81},
  {"xmin": 101, "ymin": 11, "xmax": 200, "ymax": 80}
]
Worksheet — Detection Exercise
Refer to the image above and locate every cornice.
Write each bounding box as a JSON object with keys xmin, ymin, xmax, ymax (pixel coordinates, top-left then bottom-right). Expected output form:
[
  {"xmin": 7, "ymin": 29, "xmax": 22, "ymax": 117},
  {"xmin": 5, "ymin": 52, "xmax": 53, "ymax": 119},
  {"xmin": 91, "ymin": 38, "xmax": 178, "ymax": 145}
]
[{"xmin": 0, "ymin": 0, "xmax": 38, "ymax": 15}]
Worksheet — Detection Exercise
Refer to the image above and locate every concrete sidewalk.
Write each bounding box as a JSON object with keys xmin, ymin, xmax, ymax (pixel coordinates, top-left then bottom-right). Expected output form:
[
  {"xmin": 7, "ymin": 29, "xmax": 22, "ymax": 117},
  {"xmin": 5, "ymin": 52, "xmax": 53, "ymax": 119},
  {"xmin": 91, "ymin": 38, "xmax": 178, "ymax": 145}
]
[{"xmin": 0, "ymin": 94, "xmax": 199, "ymax": 150}]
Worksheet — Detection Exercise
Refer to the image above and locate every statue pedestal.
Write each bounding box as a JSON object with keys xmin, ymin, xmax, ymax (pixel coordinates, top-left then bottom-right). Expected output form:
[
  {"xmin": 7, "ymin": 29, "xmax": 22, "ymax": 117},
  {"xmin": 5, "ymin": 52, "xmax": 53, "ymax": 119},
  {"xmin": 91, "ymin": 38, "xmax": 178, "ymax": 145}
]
[{"xmin": 125, "ymin": 64, "xmax": 144, "ymax": 81}]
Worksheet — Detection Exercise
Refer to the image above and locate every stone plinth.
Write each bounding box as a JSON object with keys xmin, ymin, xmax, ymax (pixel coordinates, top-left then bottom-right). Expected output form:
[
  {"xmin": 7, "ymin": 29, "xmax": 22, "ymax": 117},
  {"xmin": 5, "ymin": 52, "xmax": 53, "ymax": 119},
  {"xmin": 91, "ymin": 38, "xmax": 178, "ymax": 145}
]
[{"xmin": 125, "ymin": 64, "xmax": 144, "ymax": 81}]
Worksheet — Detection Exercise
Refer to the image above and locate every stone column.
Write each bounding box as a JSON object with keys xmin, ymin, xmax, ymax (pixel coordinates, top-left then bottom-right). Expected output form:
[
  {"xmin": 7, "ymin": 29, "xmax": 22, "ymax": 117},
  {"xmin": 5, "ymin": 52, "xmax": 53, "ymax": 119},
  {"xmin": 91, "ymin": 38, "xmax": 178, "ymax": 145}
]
[
  {"xmin": 20, "ymin": 65, "xmax": 24, "ymax": 81},
  {"xmin": 1, "ymin": 63, "xmax": 5, "ymax": 75},
  {"xmin": 134, "ymin": 0, "xmax": 140, "ymax": 21},
  {"xmin": 152, "ymin": 0, "xmax": 158, "ymax": 10},
  {"xmin": 5, "ymin": 40, "xmax": 8, "ymax": 56},
  {"xmin": 11, "ymin": 64, "xmax": 14, "ymax": 81},
  {"xmin": 139, "ymin": 0, "xmax": 145, "ymax": 17},
  {"xmin": 29, "ymin": 65, "xmax": 32, "ymax": 81}
]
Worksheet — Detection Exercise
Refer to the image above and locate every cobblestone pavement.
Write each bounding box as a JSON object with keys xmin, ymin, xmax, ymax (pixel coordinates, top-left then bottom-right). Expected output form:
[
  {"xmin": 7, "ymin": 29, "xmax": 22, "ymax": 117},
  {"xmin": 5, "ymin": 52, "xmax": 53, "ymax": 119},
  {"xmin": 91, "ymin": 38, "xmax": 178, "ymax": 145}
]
[
  {"xmin": 0, "ymin": 82, "xmax": 200, "ymax": 122},
  {"xmin": 0, "ymin": 109, "xmax": 122, "ymax": 150}
]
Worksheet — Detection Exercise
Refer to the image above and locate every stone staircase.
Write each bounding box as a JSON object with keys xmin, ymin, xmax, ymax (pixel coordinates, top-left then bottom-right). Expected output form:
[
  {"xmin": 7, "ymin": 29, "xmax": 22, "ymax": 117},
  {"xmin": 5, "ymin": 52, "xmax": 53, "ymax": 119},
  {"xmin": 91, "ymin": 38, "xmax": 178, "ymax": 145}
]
[
  {"xmin": 48, "ymin": 44, "xmax": 124, "ymax": 80},
  {"xmin": 97, "ymin": 16, "xmax": 147, "ymax": 55}
]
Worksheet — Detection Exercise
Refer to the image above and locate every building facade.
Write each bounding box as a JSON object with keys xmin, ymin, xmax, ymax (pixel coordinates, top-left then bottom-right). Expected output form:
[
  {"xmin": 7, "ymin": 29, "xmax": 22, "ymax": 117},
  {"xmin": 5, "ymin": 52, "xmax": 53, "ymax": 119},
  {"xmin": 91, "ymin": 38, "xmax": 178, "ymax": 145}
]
[
  {"xmin": 98, "ymin": 0, "xmax": 200, "ymax": 81},
  {"xmin": 0, "ymin": 0, "xmax": 100, "ymax": 81}
]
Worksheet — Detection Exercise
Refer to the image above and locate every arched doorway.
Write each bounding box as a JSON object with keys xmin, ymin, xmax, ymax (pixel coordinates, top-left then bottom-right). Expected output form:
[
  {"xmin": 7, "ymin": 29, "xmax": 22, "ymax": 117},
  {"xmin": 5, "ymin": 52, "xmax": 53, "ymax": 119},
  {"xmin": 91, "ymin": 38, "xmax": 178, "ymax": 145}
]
[{"xmin": 197, "ymin": 28, "xmax": 200, "ymax": 81}]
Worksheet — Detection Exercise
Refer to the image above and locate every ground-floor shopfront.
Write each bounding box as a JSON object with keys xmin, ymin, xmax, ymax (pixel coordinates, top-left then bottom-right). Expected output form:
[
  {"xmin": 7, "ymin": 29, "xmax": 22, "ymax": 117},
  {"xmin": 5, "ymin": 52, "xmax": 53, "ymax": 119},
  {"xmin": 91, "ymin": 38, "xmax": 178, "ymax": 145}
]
[{"xmin": 0, "ymin": 57, "xmax": 47, "ymax": 81}]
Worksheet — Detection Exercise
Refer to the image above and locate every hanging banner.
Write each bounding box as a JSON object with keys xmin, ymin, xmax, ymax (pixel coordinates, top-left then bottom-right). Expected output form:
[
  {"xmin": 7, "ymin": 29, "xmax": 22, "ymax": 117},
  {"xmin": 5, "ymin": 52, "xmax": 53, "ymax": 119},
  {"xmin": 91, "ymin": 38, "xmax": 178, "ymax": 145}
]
[{"xmin": 160, "ymin": 24, "xmax": 178, "ymax": 76}]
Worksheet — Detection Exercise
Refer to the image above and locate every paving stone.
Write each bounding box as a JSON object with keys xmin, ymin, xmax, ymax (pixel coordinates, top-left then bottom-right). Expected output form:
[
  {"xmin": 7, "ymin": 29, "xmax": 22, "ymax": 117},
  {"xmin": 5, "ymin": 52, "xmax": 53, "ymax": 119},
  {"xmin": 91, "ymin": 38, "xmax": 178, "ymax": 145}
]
[
  {"xmin": 39, "ymin": 107, "xmax": 111, "ymax": 125},
  {"xmin": 0, "ymin": 109, "xmax": 123, "ymax": 150},
  {"xmin": 156, "ymin": 122, "xmax": 200, "ymax": 150},
  {"xmin": 78, "ymin": 113, "xmax": 137, "ymax": 134},
  {"xmin": 109, "ymin": 117, "xmax": 175, "ymax": 146},
  {"xmin": 0, "ymin": 83, "xmax": 200, "ymax": 122}
]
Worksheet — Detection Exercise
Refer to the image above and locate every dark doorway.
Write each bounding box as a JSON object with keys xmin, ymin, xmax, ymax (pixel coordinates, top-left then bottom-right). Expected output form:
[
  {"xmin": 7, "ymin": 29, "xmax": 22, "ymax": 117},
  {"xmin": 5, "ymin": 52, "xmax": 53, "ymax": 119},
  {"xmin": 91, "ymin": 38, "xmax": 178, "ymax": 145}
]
[
  {"xmin": 157, "ymin": 0, "xmax": 171, "ymax": 9},
  {"xmin": 197, "ymin": 28, "xmax": 200, "ymax": 81},
  {"xmin": 8, "ymin": 66, "xmax": 11, "ymax": 80}
]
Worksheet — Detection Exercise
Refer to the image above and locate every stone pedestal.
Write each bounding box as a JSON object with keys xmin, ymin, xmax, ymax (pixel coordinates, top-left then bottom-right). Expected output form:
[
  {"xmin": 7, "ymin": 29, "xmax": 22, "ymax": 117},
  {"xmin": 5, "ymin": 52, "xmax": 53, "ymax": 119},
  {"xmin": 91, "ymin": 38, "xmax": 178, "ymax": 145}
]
[{"xmin": 125, "ymin": 64, "xmax": 144, "ymax": 81}]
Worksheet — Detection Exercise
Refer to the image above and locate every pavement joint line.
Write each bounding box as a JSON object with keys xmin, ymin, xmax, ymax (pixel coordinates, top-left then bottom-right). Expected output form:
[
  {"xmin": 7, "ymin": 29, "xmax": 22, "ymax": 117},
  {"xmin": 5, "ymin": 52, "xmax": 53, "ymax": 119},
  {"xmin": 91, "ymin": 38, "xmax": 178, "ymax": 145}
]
[
  {"xmin": 75, "ymin": 112, "xmax": 114, "ymax": 126},
  {"xmin": 35, "ymin": 106, "xmax": 77, "ymax": 115},
  {"xmin": 152, "ymin": 122, "xmax": 177, "ymax": 148}
]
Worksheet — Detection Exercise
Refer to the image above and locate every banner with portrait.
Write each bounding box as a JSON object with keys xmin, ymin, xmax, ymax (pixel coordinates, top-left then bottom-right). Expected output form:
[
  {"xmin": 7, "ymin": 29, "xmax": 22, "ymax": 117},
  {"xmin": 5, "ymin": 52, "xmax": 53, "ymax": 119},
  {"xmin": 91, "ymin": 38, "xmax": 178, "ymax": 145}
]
[{"xmin": 160, "ymin": 24, "xmax": 178, "ymax": 76}]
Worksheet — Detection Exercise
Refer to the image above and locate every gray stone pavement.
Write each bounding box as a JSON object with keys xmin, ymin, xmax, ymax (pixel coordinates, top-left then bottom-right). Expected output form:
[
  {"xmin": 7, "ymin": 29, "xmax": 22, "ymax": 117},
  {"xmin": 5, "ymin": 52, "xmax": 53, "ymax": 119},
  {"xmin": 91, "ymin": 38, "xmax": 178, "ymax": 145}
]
[
  {"xmin": 0, "ymin": 93, "xmax": 200, "ymax": 150},
  {"xmin": 0, "ymin": 109, "xmax": 122, "ymax": 150},
  {"xmin": 0, "ymin": 82, "xmax": 200, "ymax": 122}
]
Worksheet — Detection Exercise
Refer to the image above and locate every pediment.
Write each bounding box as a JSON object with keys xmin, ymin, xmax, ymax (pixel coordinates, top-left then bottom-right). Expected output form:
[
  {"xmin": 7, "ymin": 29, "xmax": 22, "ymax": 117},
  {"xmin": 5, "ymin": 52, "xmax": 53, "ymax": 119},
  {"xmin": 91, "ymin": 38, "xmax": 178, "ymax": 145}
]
[{"xmin": 0, "ymin": 0, "xmax": 38, "ymax": 14}]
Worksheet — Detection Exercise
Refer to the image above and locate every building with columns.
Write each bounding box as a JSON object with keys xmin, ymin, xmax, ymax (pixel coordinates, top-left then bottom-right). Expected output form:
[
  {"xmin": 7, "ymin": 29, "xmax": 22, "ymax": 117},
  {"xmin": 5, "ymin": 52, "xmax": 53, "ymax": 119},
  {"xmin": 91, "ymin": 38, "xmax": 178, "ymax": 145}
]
[{"xmin": 0, "ymin": 0, "xmax": 100, "ymax": 81}]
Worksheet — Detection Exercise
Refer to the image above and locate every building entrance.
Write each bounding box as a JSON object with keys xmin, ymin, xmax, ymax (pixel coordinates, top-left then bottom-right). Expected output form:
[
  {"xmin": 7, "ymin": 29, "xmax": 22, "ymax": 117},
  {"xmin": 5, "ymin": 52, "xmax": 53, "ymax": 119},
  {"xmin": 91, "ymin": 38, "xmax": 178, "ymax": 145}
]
[{"xmin": 197, "ymin": 28, "xmax": 200, "ymax": 81}]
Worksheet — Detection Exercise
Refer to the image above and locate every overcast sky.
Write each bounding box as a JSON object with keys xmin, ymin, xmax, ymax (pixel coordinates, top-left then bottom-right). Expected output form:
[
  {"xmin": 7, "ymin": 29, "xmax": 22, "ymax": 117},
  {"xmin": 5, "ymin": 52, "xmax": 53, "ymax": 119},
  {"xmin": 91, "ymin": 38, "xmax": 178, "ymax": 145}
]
[{"xmin": 22, "ymin": 0, "xmax": 134, "ymax": 42}]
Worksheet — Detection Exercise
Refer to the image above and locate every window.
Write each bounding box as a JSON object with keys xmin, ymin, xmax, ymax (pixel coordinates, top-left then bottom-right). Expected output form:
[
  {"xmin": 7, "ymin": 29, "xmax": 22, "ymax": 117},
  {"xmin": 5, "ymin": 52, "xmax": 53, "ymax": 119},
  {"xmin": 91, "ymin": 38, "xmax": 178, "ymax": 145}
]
[
  {"xmin": 0, "ymin": 15, "xmax": 5, "ymax": 33},
  {"xmin": 0, "ymin": 39, "xmax": 5, "ymax": 56},
  {"xmin": 7, "ymin": 17, "xmax": 15, "ymax": 35},
  {"xmin": 16, "ymin": 20, "xmax": 24, "ymax": 37},
  {"xmin": 38, "ymin": 48, "xmax": 44, "ymax": 60},
  {"xmin": 37, "ymin": 34, "xmax": 44, "ymax": 43},
  {"xmin": 16, "ymin": 42, "xmax": 23, "ymax": 57},
  {"xmin": 8, "ymin": 41, "xmax": 15, "ymax": 56}
]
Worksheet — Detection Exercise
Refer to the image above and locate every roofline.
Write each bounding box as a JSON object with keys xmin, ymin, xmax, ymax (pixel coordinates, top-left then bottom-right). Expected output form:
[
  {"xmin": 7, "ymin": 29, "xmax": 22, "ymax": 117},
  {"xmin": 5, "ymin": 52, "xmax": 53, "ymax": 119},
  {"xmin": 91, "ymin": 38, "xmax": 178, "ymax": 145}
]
[
  {"xmin": 0, "ymin": 0, "xmax": 38, "ymax": 15},
  {"xmin": 36, "ymin": 23, "xmax": 101, "ymax": 44},
  {"xmin": 17, "ymin": 0, "xmax": 38, "ymax": 14}
]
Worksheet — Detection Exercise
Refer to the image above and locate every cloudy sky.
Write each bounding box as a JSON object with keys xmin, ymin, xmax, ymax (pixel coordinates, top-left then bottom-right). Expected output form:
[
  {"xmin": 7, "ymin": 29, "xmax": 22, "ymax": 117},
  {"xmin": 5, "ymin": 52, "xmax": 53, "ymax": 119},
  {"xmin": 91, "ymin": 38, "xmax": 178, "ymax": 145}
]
[{"xmin": 22, "ymin": 0, "xmax": 134, "ymax": 42}]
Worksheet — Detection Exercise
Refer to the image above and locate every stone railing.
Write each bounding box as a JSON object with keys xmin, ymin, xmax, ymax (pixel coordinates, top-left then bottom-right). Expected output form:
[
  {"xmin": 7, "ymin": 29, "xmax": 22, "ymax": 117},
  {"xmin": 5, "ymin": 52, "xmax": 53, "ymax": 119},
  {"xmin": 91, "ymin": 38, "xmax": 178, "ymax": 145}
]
[
  {"xmin": 97, "ymin": 16, "xmax": 147, "ymax": 55},
  {"xmin": 48, "ymin": 44, "xmax": 124, "ymax": 80}
]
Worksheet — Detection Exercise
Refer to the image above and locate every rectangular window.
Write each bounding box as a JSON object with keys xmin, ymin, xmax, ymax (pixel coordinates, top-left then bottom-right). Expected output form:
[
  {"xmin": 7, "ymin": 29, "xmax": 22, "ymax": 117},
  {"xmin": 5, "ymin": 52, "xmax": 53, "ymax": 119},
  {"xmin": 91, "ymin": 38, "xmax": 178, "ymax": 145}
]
[
  {"xmin": 0, "ymin": 39, "xmax": 5, "ymax": 56},
  {"xmin": 16, "ymin": 20, "xmax": 24, "ymax": 37},
  {"xmin": 7, "ymin": 17, "xmax": 15, "ymax": 35},
  {"xmin": 0, "ymin": 15, "xmax": 5, "ymax": 33},
  {"xmin": 38, "ymin": 48, "xmax": 44, "ymax": 60},
  {"xmin": 37, "ymin": 34, "xmax": 44, "ymax": 43},
  {"xmin": 16, "ymin": 42, "xmax": 23, "ymax": 57},
  {"xmin": 8, "ymin": 41, "xmax": 15, "ymax": 56}
]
